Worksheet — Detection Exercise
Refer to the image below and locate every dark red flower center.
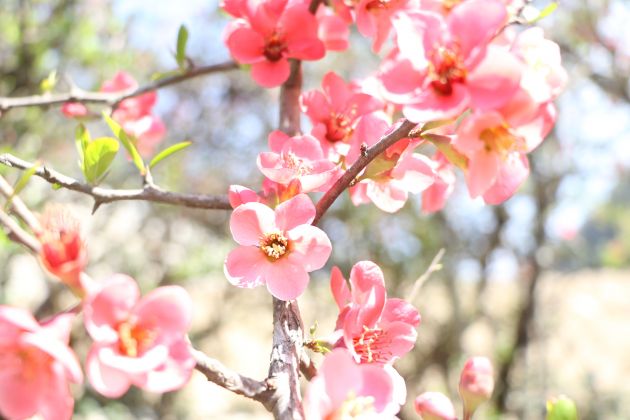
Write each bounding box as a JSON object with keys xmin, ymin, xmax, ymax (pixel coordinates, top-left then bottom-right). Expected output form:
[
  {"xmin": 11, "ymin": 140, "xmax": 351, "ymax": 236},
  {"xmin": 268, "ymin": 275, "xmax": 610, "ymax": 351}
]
[
  {"xmin": 429, "ymin": 47, "xmax": 467, "ymax": 96},
  {"xmin": 326, "ymin": 113, "xmax": 353, "ymax": 143},
  {"xmin": 264, "ymin": 32, "xmax": 288, "ymax": 62},
  {"xmin": 352, "ymin": 326, "xmax": 392, "ymax": 363}
]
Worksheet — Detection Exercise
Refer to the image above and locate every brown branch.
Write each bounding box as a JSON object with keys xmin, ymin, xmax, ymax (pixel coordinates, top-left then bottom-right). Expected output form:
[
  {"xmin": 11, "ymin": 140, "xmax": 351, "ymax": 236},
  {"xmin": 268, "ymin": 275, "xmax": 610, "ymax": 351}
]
[
  {"xmin": 0, "ymin": 175, "xmax": 42, "ymax": 231},
  {"xmin": 191, "ymin": 347, "xmax": 274, "ymax": 405},
  {"xmin": 313, "ymin": 119, "xmax": 418, "ymax": 225},
  {"xmin": 0, "ymin": 207, "xmax": 40, "ymax": 253},
  {"xmin": 0, "ymin": 153, "xmax": 231, "ymax": 211},
  {"xmin": 0, "ymin": 61, "xmax": 239, "ymax": 113}
]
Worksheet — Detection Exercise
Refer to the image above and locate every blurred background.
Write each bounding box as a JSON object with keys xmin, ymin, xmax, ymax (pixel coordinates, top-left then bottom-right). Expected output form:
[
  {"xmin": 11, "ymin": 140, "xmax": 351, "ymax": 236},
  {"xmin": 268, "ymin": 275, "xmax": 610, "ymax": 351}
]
[{"xmin": 1, "ymin": 0, "xmax": 630, "ymax": 418}]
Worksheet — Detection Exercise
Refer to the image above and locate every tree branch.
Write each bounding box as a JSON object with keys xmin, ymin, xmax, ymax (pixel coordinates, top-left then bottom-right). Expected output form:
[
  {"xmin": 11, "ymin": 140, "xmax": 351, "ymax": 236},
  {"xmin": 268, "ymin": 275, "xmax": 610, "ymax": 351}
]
[
  {"xmin": 0, "ymin": 61, "xmax": 239, "ymax": 113},
  {"xmin": 0, "ymin": 207, "xmax": 40, "ymax": 253},
  {"xmin": 313, "ymin": 119, "xmax": 418, "ymax": 225},
  {"xmin": 0, "ymin": 175, "xmax": 42, "ymax": 231},
  {"xmin": 0, "ymin": 153, "xmax": 231, "ymax": 211},
  {"xmin": 191, "ymin": 347, "xmax": 274, "ymax": 405}
]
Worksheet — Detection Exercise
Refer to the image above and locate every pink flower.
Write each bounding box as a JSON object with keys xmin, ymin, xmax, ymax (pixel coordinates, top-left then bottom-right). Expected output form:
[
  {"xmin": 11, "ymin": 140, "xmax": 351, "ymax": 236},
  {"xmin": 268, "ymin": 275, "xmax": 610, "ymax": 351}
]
[
  {"xmin": 224, "ymin": 194, "xmax": 332, "ymax": 300},
  {"xmin": 304, "ymin": 348, "xmax": 400, "ymax": 419},
  {"xmin": 459, "ymin": 357, "xmax": 494, "ymax": 417},
  {"xmin": 414, "ymin": 392, "xmax": 457, "ymax": 420},
  {"xmin": 316, "ymin": 4, "xmax": 350, "ymax": 51},
  {"xmin": 421, "ymin": 152, "xmax": 455, "ymax": 213},
  {"xmin": 223, "ymin": 2, "xmax": 325, "ymax": 87},
  {"xmin": 61, "ymin": 102, "xmax": 88, "ymax": 118},
  {"xmin": 355, "ymin": 0, "xmax": 419, "ymax": 52},
  {"xmin": 301, "ymin": 72, "xmax": 383, "ymax": 159},
  {"xmin": 331, "ymin": 261, "xmax": 420, "ymax": 365},
  {"xmin": 36, "ymin": 206, "xmax": 88, "ymax": 295},
  {"xmin": 83, "ymin": 274, "xmax": 195, "ymax": 398},
  {"xmin": 346, "ymin": 114, "xmax": 435, "ymax": 212},
  {"xmin": 257, "ymin": 130, "xmax": 338, "ymax": 192},
  {"xmin": 0, "ymin": 307, "xmax": 82, "ymax": 420},
  {"xmin": 453, "ymin": 94, "xmax": 555, "ymax": 201},
  {"xmin": 379, "ymin": 0, "xmax": 522, "ymax": 121}
]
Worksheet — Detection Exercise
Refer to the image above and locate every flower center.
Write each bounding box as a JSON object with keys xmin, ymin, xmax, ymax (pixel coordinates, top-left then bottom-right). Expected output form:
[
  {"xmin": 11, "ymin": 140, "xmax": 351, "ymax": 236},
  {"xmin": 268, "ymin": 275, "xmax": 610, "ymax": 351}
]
[
  {"xmin": 260, "ymin": 231, "xmax": 289, "ymax": 260},
  {"xmin": 429, "ymin": 47, "xmax": 467, "ymax": 96},
  {"xmin": 39, "ymin": 228, "xmax": 82, "ymax": 268},
  {"xmin": 117, "ymin": 321, "xmax": 155, "ymax": 357},
  {"xmin": 441, "ymin": 0, "xmax": 463, "ymax": 11},
  {"xmin": 352, "ymin": 326, "xmax": 391, "ymax": 364},
  {"xmin": 479, "ymin": 125, "xmax": 520, "ymax": 156},
  {"xmin": 283, "ymin": 151, "xmax": 313, "ymax": 175},
  {"xmin": 326, "ymin": 393, "xmax": 376, "ymax": 419},
  {"xmin": 326, "ymin": 113, "xmax": 353, "ymax": 143},
  {"xmin": 365, "ymin": 0, "xmax": 392, "ymax": 11},
  {"xmin": 264, "ymin": 32, "xmax": 288, "ymax": 62}
]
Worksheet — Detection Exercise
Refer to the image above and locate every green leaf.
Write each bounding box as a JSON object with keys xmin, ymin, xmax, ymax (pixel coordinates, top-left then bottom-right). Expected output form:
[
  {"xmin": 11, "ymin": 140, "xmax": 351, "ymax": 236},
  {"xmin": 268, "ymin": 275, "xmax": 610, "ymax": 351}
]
[
  {"xmin": 149, "ymin": 141, "xmax": 192, "ymax": 169},
  {"xmin": 102, "ymin": 111, "xmax": 145, "ymax": 174},
  {"xmin": 423, "ymin": 133, "xmax": 468, "ymax": 170},
  {"xmin": 421, "ymin": 118, "xmax": 455, "ymax": 133},
  {"xmin": 151, "ymin": 70, "xmax": 181, "ymax": 81},
  {"xmin": 75, "ymin": 124, "xmax": 90, "ymax": 171},
  {"xmin": 40, "ymin": 70, "xmax": 58, "ymax": 93},
  {"xmin": 528, "ymin": 2, "xmax": 558, "ymax": 23},
  {"xmin": 176, "ymin": 25, "xmax": 189, "ymax": 69},
  {"xmin": 546, "ymin": 396, "xmax": 578, "ymax": 420},
  {"xmin": 361, "ymin": 155, "xmax": 398, "ymax": 181},
  {"xmin": 83, "ymin": 137, "xmax": 119, "ymax": 184},
  {"xmin": 5, "ymin": 161, "xmax": 40, "ymax": 210}
]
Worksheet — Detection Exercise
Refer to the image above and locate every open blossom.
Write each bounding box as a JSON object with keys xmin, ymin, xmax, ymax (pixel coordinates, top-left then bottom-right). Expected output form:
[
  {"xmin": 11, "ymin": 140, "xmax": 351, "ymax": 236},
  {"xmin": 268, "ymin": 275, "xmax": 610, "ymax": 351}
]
[
  {"xmin": 304, "ymin": 348, "xmax": 400, "ymax": 419},
  {"xmin": 453, "ymin": 92, "xmax": 556, "ymax": 202},
  {"xmin": 346, "ymin": 113, "xmax": 435, "ymax": 212},
  {"xmin": 0, "ymin": 307, "xmax": 82, "ymax": 420},
  {"xmin": 223, "ymin": 2, "xmax": 325, "ymax": 87},
  {"xmin": 355, "ymin": 0, "xmax": 419, "ymax": 52},
  {"xmin": 379, "ymin": 0, "xmax": 522, "ymax": 122},
  {"xmin": 83, "ymin": 274, "xmax": 195, "ymax": 398},
  {"xmin": 316, "ymin": 4, "xmax": 350, "ymax": 51},
  {"xmin": 459, "ymin": 356, "xmax": 494, "ymax": 417},
  {"xmin": 36, "ymin": 206, "xmax": 88, "ymax": 294},
  {"xmin": 224, "ymin": 193, "xmax": 332, "ymax": 300},
  {"xmin": 414, "ymin": 392, "xmax": 457, "ymax": 420},
  {"xmin": 257, "ymin": 130, "xmax": 338, "ymax": 192},
  {"xmin": 301, "ymin": 72, "xmax": 383, "ymax": 159},
  {"xmin": 331, "ymin": 261, "xmax": 421, "ymax": 366}
]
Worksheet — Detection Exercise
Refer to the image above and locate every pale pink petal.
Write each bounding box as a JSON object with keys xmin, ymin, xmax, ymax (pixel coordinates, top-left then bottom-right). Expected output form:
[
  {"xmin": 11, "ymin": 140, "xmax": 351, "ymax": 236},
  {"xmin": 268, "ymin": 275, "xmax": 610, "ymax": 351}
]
[
  {"xmin": 224, "ymin": 246, "xmax": 268, "ymax": 289},
  {"xmin": 268, "ymin": 130, "xmax": 290, "ymax": 152},
  {"xmin": 39, "ymin": 312, "xmax": 74, "ymax": 344},
  {"xmin": 37, "ymin": 366, "xmax": 75, "ymax": 420},
  {"xmin": 258, "ymin": 152, "xmax": 292, "ymax": 184},
  {"xmin": 482, "ymin": 153, "xmax": 529, "ymax": 204},
  {"xmin": 98, "ymin": 343, "xmax": 169, "ymax": 374},
  {"xmin": 366, "ymin": 181, "xmax": 408, "ymax": 213},
  {"xmin": 392, "ymin": 11, "xmax": 441, "ymax": 69},
  {"xmin": 317, "ymin": 11, "xmax": 349, "ymax": 51},
  {"xmin": 467, "ymin": 46, "xmax": 522, "ymax": 111},
  {"xmin": 251, "ymin": 59, "xmax": 291, "ymax": 88},
  {"xmin": 0, "ymin": 358, "xmax": 42, "ymax": 419},
  {"xmin": 133, "ymin": 286, "xmax": 193, "ymax": 338},
  {"xmin": 87, "ymin": 345, "xmax": 132, "ymax": 398},
  {"xmin": 454, "ymin": 111, "xmax": 505, "ymax": 155},
  {"xmin": 230, "ymin": 202, "xmax": 276, "ymax": 246},
  {"xmin": 228, "ymin": 185, "xmax": 261, "ymax": 208},
  {"xmin": 320, "ymin": 349, "xmax": 362, "ymax": 406},
  {"xmin": 402, "ymin": 83, "xmax": 469, "ymax": 122},
  {"xmin": 448, "ymin": 0, "xmax": 507, "ymax": 64},
  {"xmin": 330, "ymin": 266, "xmax": 351, "ymax": 309},
  {"xmin": 300, "ymin": 90, "xmax": 331, "ymax": 122},
  {"xmin": 381, "ymin": 298, "xmax": 421, "ymax": 327},
  {"xmin": 264, "ymin": 260, "xmax": 310, "ymax": 300},
  {"xmin": 322, "ymin": 72, "xmax": 352, "ymax": 112},
  {"xmin": 289, "ymin": 134, "xmax": 326, "ymax": 160},
  {"xmin": 101, "ymin": 71, "xmax": 137, "ymax": 92},
  {"xmin": 134, "ymin": 339, "xmax": 195, "ymax": 393},
  {"xmin": 392, "ymin": 153, "xmax": 436, "ymax": 194},
  {"xmin": 22, "ymin": 332, "xmax": 83, "ymax": 384},
  {"xmin": 287, "ymin": 224, "xmax": 332, "ymax": 271},
  {"xmin": 379, "ymin": 58, "xmax": 426, "ymax": 105},
  {"xmin": 415, "ymin": 392, "xmax": 457, "ymax": 420},
  {"xmin": 84, "ymin": 274, "xmax": 140, "ymax": 343},
  {"xmin": 467, "ymin": 150, "xmax": 500, "ymax": 198},
  {"xmin": 274, "ymin": 193, "xmax": 316, "ymax": 231},
  {"xmin": 224, "ymin": 24, "xmax": 265, "ymax": 64},
  {"xmin": 0, "ymin": 306, "xmax": 39, "ymax": 342},
  {"xmin": 381, "ymin": 321, "xmax": 418, "ymax": 359},
  {"xmin": 358, "ymin": 364, "xmax": 396, "ymax": 414}
]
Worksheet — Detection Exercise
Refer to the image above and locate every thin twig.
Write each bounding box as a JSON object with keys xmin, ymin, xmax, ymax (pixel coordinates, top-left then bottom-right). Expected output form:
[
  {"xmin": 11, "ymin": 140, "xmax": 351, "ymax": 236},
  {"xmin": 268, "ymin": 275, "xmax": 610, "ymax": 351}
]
[
  {"xmin": 313, "ymin": 119, "xmax": 418, "ymax": 225},
  {"xmin": 0, "ymin": 153, "xmax": 231, "ymax": 211},
  {"xmin": 0, "ymin": 207, "xmax": 40, "ymax": 253},
  {"xmin": 0, "ymin": 174, "xmax": 42, "ymax": 231},
  {"xmin": 407, "ymin": 248, "xmax": 445, "ymax": 303},
  {"xmin": 0, "ymin": 61, "xmax": 239, "ymax": 113}
]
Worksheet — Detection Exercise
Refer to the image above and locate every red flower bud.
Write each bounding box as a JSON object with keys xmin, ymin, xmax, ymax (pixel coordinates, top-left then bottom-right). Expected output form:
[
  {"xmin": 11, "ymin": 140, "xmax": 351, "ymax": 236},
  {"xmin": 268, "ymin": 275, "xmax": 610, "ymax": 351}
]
[{"xmin": 459, "ymin": 356, "xmax": 494, "ymax": 418}]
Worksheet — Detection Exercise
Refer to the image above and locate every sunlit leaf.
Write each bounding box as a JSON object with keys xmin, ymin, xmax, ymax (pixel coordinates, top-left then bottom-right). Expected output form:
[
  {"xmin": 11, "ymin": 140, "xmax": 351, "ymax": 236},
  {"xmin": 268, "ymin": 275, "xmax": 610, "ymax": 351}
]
[
  {"xmin": 176, "ymin": 25, "xmax": 189, "ymax": 69},
  {"xmin": 546, "ymin": 396, "xmax": 578, "ymax": 420},
  {"xmin": 40, "ymin": 70, "xmax": 58, "ymax": 93},
  {"xmin": 423, "ymin": 133, "xmax": 468, "ymax": 170},
  {"xmin": 83, "ymin": 137, "xmax": 119, "ymax": 184},
  {"xmin": 102, "ymin": 111, "xmax": 145, "ymax": 174},
  {"xmin": 149, "ymin": 141, "xmax": 192, "ymax": 169},
  {"xmin": 5, "ymin": 161, "xmax": 40, "ymax": 210}
]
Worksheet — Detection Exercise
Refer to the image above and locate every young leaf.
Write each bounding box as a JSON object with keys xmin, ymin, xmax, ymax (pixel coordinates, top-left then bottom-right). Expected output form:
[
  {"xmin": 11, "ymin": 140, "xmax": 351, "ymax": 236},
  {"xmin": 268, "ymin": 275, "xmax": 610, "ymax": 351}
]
[
  {"xmin": 149, "ymin": 141, "xmax": 192, "ymax": 169},
  {"xmin": 5, "ymin": 161, "xmax": 41, "ymax": 210},
  {"xmin": 176, "ymin": 25, "xmax": 189, "ymax": 69},
  {"xmin": 423, "ymin": 133, "xmax": 468, "ymax": 170},
  {"xmin": 83, "ymin": 137, "xmax": 119, "ymax": 185},
  {"xmin": 40, "ymin": 70, "xmax": 58, "ymax": 93},
  {"xmin": 102, "ymin": 111, "xmax": 145, "ymax": 174},
  {"xmin": 527, "ymin": 2, "xmax": 558, "ymax": 23}
]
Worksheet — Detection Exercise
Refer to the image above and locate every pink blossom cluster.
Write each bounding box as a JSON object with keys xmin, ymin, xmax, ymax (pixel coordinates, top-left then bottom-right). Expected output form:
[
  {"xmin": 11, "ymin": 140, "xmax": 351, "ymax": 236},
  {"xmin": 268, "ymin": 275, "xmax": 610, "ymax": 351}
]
[
  {"xmin": 223, "ymin": 0, "xmax": 566, "ymax": 210},
  {"xmin": 62, "ymin": 71, "xmax": 166, "ymax": 156},
  {"xmin": 0, "ymin": 209, "xmax": 195, "ymax": 419}
]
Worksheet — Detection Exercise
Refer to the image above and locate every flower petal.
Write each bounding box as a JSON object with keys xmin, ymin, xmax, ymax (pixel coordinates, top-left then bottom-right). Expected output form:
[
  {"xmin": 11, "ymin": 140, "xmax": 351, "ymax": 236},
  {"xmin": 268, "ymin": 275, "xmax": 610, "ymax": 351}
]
[
  {"xmin": 287, "ymin": 224, "xmax": 332, "ymax": 271},
  {"xmin": 264, "ymin": 260, "xmax": 310, "ymax": 300},
  {"xmin": 230, "ymin": 202, "xmax": 276, "ymax": 246},
  {"xmin": 274, "ymin": 193, "xmax": 316, "ymax": 231},
  {"xmin": 224, "ymin": 246, "xmax": 267, "ymax": 289}
]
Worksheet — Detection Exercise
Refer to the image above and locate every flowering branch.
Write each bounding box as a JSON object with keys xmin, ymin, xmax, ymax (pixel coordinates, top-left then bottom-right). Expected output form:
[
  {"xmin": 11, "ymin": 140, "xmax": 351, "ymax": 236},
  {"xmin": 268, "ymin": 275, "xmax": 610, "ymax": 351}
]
[
  {"xmin": 0, "ymin": 153, "xmax": 231, "ymax": 211},
  {"xmin": 0, "ymin": 175, "xmax": 42, "ymax": 231},
  {"xmin": 0, "ymin": 61, "xmax": 239, "ymax": 113},
  {"xmin": 313, "ymin": 119, "xmax": 418, "ymax": 225},
  {"xmin": 0, "ymin": 207, "xmax": 40, "ymax": 253}
]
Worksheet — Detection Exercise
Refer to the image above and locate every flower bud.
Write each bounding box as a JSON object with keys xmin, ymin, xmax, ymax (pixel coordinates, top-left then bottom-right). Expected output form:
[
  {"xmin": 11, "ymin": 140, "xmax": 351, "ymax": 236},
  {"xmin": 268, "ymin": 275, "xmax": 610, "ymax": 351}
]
[
  {"xmin": 37, "ymin": 206, "xmax": 87, "ymax": 294},
  {"xmin": 414, "ymin": 392, "xmax": 457, "ymax": 420},
  {"xmin": 458, "ymin": 356, "xmax": 494, "ymax": 418}
]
